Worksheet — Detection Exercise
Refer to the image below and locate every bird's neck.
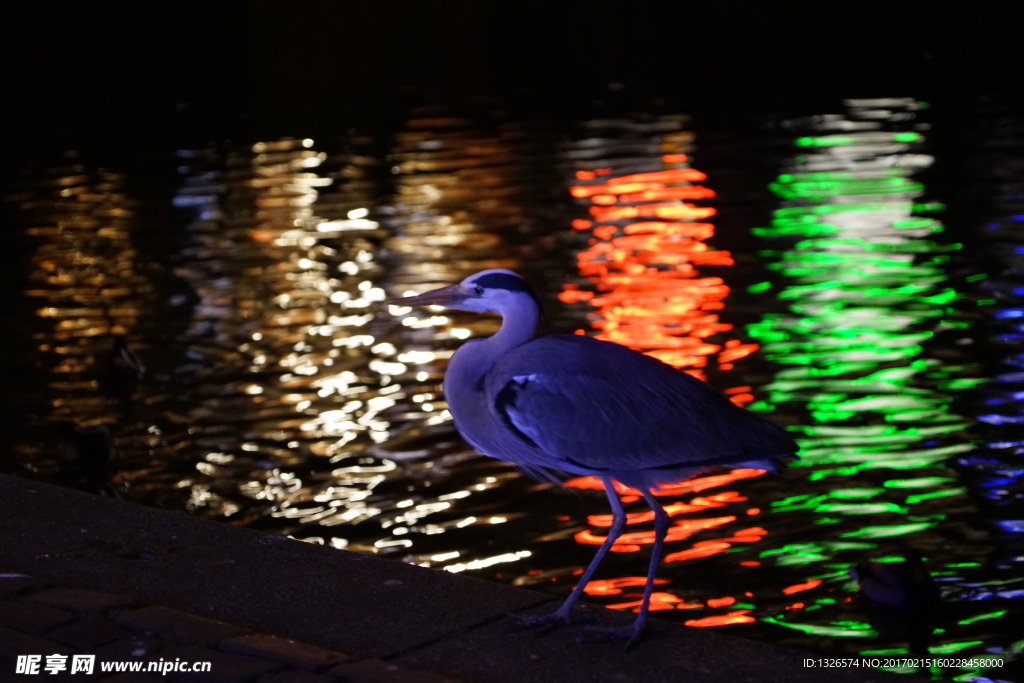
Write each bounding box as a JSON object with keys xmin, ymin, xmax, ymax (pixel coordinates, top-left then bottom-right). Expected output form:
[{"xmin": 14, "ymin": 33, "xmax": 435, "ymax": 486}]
[
  {"xmin": 444, "ymin": 306, "xmax": 541, "ymax": 453},
  {"xmin": 490, "ymin": 304, "xmax": 543, "ymax": 355},
  {"xmin": 447, "ymin": 306, "xmax": 541, "ymax": 397}
]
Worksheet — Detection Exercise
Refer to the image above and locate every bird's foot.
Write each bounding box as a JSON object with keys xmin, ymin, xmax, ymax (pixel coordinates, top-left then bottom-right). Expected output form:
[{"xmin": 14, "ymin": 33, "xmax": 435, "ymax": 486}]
[
  {"xmin": 506, "ymin": 608, "xmax": 575, "ymax": 635},
  {"xmin": 579, "ymin": 619, "xmax": 664, "ymax": 651}
]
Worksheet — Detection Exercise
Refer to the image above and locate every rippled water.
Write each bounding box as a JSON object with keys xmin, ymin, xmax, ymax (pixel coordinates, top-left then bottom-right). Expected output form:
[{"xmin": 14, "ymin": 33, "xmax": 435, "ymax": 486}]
[{"xmin": 4, "ymin": 95, "xmax": 1023, "ymax": 682}]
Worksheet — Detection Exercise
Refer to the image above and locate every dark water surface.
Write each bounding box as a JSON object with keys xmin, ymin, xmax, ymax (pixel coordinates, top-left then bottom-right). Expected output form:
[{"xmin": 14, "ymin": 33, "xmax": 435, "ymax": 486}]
[{"xmin": 4, "ymin": 95, "xmax": 1023, "ymax": 682}]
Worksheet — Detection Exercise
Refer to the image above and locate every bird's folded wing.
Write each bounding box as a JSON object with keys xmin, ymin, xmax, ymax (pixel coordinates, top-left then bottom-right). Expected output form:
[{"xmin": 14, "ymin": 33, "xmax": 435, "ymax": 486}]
[{"xmin": 486, "ymin": 335, "xmax": 792, "ymax": 473}]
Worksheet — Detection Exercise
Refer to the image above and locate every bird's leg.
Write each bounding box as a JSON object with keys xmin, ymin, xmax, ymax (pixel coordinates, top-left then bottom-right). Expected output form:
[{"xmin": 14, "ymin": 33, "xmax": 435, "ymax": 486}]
[
  {"xmin": 582, "ymin": 488, "xmax": 669, "ymax": 649},
  {"xmin": 630, "ymin": 489, "xmax": 670, "ymax": 645},
  {"xmin": 511, "ymin": 477, "xmax": 626, "ymax": 633}
]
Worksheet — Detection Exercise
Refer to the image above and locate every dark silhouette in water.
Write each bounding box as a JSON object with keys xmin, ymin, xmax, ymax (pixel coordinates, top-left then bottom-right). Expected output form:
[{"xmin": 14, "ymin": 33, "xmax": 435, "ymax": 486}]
[
  {"xmin": 850, "ymin": 551, "xmax": 940, "ymax": 655},
  {"xmin": 98, "ymin": 335, "xmax": 145, "ymax": 419},
  {"xmin": 57, "ymin": 422, "xmax": 121, "ymax": 498}
]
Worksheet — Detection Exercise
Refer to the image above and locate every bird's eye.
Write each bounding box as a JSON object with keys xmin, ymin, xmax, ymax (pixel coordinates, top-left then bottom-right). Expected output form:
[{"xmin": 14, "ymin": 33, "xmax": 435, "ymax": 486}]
[{"xmin": 473, "ymin": 285, "xmax": 484, "ymax": 295}]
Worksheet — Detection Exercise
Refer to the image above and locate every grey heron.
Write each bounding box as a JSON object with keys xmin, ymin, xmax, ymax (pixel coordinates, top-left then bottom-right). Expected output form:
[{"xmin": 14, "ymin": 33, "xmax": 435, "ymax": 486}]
[{"xmin": 391, "ymin": 268, "xmax": 797, "ymax": 647}]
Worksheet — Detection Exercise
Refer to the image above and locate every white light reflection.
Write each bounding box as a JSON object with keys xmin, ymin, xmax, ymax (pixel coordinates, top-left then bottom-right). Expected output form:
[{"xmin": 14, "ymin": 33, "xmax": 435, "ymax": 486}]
[
  {"xmin": 398, "ymin": 350, "xmax": 436, "ymax": 364},
  {"xmin": 425, "ymin": 410, "xmax": 452, "ymax": 426},
  {"xmin": 443, "ymin": 551, "xmax": 532, "ymax": 574},
  {"xmin": 430, "ymin": 551, "xmax": 460, "ymax": 562},
  {"xmin": 331, "ymin": 333, "xmax": 375, "ymax": 347},
  {"xmin": 401, "ymin": 315, "xmax": 450, "ymax": 328},
  {"xmin": 317, "ymin": 218, "xmax": 379, "ymax": 232},
  {"xmin": 369, "ymin": 359, "xmax": 407, "ymax": 376}
]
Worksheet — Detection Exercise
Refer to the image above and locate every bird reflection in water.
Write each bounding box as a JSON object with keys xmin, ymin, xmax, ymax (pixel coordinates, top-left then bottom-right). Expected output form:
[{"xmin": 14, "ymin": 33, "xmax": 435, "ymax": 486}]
[{"xmin": 391, "ymin": 269, "xmax": 797, "ymax": 647}]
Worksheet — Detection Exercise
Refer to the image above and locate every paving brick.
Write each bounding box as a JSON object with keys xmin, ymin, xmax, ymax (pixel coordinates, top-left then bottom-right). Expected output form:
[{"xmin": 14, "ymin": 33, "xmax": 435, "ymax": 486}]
[
  {"xmin": 221, "ymin": 633, "xmax": 352, "ymax": 671},
  {"xmin": 26, "ymin": 586, "xmax": 136, "ymax": 613},
  {"xmin": 0, "ymin": 600, "xmax": 75, "ymax": 633},
  {"xmin": 50, "ymin": 618, "xmax": 136, "ymax": 649},
  {"xmin": 0, "ymin": 625, "xmax": 76, "ymax": 659},
  {"xmin": 328, "ymin": 659, "xmax": 459, "ymax": 683},
  {"xmin": 157, "ymin": 644, "xmax": 283, "ymax": 682},
  {"xmin": 0, "ymin": 573, "xmax": 52, "ymax": 597},
  {"xmin": 117, "ymin": 606, "xmax": 251, "ymax": 645}
]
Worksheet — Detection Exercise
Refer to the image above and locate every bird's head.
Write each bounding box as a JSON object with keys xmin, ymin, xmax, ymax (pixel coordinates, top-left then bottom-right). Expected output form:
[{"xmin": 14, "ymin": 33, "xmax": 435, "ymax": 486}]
[{"xmin": 390, "ymin": 269, "xmax": 544, "ymax": 317}]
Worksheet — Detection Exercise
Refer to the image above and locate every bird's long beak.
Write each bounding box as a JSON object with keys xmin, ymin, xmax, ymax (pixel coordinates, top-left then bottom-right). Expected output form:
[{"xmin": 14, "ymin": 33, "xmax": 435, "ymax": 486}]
[{"xmin": 388, "ymin": 284, "xmax": 466, "ymax": 308}]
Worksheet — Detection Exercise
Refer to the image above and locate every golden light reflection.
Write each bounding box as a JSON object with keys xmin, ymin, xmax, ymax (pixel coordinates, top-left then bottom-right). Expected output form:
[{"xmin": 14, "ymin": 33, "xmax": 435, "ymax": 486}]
[
  {"xmin": 171, "ymin": 137, "xmax": 406, "ymax": 520},
  {"xmin": 10, "ymin": 151, "xmax": 162, "ymax": 492},
  {"xmin": 354, "ymin": 105, "xmax": 575, "ymax": 571}
]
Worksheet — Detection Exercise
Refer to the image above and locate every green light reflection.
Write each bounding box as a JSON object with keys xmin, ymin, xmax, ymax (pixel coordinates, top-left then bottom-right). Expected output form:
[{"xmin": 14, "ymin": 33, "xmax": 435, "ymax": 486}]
[
  {"xmin": 764, "ymin": 616, "xmax": 874, "ymax": 638},
  {"xmin": 748, "ymin": 100, "xmax": 986, "ymax": 662},
  {"xmin": 958, "ymin": 611, "xmax": 1007, "ymax": 626}
]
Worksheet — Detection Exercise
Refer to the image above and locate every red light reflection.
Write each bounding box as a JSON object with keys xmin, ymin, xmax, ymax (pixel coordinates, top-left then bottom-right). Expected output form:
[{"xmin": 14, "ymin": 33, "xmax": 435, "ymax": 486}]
[
  {"xmin": 575, "ymin": 515, "xmax": 737, "ymax": 551},
  {"xmin": 583, "ymin": 576, "xmax": 669, "ymax": 595},
  {"xmin": 585, "ymin": 491, "xmax": 750, "ymax": 527},
  {"xmin": 781, "ymin": 578, "xmax": 823, "ymax": 595},
  {"xmin": 607, "ymin": 592, "xmax": 700, "ymax": 612},
  {"xmin": 565, "ymin": 469, "xmax": 767, "ymax": 499},
  {"xmin": 684, "ymin": 611, "xmax": 755, "ymax": 627},
  {"xmin": 560, "ymin": 121, "xmax": 770, "ymax": 623}
]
